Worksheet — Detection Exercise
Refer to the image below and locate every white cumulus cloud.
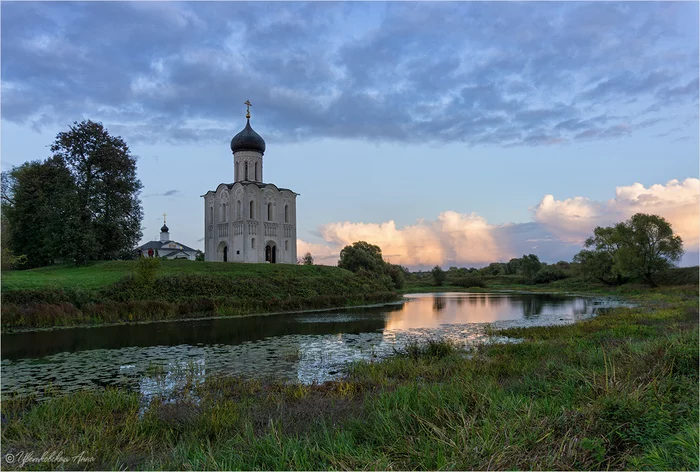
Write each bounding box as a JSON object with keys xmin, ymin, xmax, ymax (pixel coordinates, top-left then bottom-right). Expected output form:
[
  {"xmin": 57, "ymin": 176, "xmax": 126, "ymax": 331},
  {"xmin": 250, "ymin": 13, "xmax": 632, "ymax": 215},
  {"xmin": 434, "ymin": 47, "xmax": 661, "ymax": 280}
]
[
  {"xmin": 298, "ymin": 211, "xmax": 508, "ymax": 269},
  {"xmin": 297, "ymin": 178, "xmax": 699, "ymax": 269},
  {"xmin": 534, "ymin": 178, "xmax": 699, "ymax": 247}
]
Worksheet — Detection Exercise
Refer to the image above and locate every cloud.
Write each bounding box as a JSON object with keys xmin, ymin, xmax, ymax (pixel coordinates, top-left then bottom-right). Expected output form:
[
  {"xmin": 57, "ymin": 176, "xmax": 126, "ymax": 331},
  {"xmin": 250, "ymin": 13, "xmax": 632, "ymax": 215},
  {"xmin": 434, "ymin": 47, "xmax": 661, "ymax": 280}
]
[
  {"xmin": 299, "ymin": 178, "xmax": 700, "ymax": 269},
  {"xmin": 2, "ymin": 2, "xmax": 697, "ymax": 146},
  {"xmin": 317, "ymin": 212, "xmax": 502, "ymax": 268},
  {"xmin": 144, "ymin": 189, "xmax": 182, "ymax": 198},
  {"xmin": 534, "ymin": 178, "xmax": 700, "ymax": 247}
]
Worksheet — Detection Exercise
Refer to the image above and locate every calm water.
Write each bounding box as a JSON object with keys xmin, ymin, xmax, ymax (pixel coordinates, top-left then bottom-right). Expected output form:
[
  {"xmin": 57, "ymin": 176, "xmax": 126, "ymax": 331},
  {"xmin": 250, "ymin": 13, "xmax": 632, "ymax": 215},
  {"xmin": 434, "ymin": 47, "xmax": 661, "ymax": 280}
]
[{"xmin": 1, "ymin": 293, "xmax": 627, "ymax": 399}]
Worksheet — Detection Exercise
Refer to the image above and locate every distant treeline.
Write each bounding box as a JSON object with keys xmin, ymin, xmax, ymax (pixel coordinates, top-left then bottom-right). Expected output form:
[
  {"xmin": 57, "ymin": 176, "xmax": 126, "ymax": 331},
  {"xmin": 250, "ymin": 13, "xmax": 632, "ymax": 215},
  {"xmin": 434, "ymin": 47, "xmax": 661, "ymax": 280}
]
[{"xmin": 406, "ymin": 213, "xmax": 692, "ymax": 289}]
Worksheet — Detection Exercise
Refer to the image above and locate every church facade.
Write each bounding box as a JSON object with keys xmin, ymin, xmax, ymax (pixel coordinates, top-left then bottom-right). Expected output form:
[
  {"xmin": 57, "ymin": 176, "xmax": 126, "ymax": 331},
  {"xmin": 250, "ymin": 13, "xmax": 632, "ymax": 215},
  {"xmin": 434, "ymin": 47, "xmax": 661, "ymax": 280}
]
[
  {"xmin": 202, "ymin": 102, "xmax": 298, "ymax": 263},
  {"xmin": 138, "ymin": 217, "xmax": 198, "ymax": 260}
]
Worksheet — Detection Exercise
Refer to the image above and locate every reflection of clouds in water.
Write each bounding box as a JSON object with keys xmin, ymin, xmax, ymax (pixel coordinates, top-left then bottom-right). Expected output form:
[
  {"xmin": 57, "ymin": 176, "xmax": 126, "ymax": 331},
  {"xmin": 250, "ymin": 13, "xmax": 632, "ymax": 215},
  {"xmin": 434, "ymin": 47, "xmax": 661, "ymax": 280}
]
[{"xmin": 2, "ymin": 295, "xmax": 631, "ymax": 400}]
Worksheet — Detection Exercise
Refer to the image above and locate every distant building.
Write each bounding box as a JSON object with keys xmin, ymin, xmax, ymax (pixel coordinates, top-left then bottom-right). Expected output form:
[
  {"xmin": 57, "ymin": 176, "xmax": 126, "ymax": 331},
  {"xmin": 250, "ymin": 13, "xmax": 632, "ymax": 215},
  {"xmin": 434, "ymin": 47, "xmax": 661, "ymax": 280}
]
[
  {"xmin": 202, "ymin": 101, "xmax": 298, "ymax": 263},
  {"xmin": 138, "ymin": 216, "xmax": 198, "ymax": 260}
]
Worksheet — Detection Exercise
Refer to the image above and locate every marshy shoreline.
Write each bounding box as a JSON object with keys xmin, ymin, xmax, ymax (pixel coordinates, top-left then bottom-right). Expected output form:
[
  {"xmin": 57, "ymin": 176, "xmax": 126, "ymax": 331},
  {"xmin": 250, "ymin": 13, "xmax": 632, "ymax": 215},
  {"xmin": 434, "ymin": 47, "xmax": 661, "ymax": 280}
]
[{"xmin": 1, "ymin": 283, "xmax": 697, "ymax": 470}]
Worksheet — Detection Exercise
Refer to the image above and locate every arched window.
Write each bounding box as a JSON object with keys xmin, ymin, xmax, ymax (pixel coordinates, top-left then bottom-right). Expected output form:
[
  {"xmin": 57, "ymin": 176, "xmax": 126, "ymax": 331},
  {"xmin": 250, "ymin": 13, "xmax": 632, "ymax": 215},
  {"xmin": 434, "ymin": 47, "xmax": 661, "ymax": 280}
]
[
  {"xmin": 249, "ymin": 200, "xmax": 254, "ymax": 219},
  {"xmin": 245, "ymin": 162, "xmax": 248, "ymax": 180},
  {"xmin": 284, "ymin": 205, "xmax": 289, "ymax": 223},
  {"xmin": 267, "ymin": 203, "xmax": 273, "ymax": 221},
  {"xmin": 221, "ymin": 204, "xmax": 226, "ymax": 222},
  {"xmin": 255, "ymin": 162, "xmax": 259, "ymax": 181},
  {"xmin": 239, "ymin": 162, "xmax": 243, "ymax": 181},
  {"xmin": 237, "ymin": 200, "xmax": 241, "ymax": 219},
  {"xmin": 251, "ymin": 238, "xmax": 256, "ymax": 249},
  {"xmin": 285, "ymin": 240, "xmax": 289, "ymax": 251},
  {"xmin": 210, "ymin": 207, "xmax": 213, "ymax": 222}
]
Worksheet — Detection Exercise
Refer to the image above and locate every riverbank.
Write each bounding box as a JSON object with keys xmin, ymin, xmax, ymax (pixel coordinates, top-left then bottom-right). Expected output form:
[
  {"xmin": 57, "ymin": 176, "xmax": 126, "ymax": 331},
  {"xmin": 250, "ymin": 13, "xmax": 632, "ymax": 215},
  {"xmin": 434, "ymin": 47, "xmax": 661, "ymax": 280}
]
[
  {"xmin": 1, "ymin": 285, "xmax": 697, "ymax": 470},
  {"xmin": 1, "ymin": 260, "xmax": 399, "ymax": 331}
]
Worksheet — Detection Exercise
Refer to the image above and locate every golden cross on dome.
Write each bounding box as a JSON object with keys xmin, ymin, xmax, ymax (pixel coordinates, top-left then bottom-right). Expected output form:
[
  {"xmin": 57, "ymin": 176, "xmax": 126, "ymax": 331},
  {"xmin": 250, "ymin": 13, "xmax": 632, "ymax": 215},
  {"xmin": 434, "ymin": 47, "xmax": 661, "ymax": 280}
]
[
  {"xmin": 163, "ymin": 213, "xmax": 167, "ymax": 225},
  {"xmin": 244, "ymin": 100, "xmax": 252, "ymax": 119}
]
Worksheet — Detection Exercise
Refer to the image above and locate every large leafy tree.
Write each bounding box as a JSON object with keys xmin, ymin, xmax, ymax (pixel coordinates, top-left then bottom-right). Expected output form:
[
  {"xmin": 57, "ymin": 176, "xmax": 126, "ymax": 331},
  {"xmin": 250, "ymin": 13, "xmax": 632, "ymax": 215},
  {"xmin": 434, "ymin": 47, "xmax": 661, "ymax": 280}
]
[
  {"xmin": 51, "ymin": 120, "xmax": 143, "ymax": 262},
  {"xmin": 574, "ymin": 213, "xmax": 683, "ymax": 287},
  {"xmin": 1, "ymin": 159, "xmax": 79, "ymax": 268},
  {"xmin": 338, "ymin": 241, "xmax": 386, "ymax": 273},
  {"xmin": 337, "ymin": 241, "xmax": 405, "ymax": 289},
  {"xmin": 616, "ymin": 213, "xmax": 683, "ymax": 286}
]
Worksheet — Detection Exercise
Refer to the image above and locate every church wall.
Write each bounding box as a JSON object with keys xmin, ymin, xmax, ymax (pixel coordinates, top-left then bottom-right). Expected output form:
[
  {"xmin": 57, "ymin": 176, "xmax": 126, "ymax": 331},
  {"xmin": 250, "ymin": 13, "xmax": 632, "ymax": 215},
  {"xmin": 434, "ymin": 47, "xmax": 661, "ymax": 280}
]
[
  {"xmin": 204, "ymin": 194, "xmax": 214, "ymax": 261},
  {"xmin": 204, "ymin": 184, "xmax": 297, "ymax": 264},
  {"xmin": 233, "ymin": 150, "xmax": 263, "ymax": 183}
]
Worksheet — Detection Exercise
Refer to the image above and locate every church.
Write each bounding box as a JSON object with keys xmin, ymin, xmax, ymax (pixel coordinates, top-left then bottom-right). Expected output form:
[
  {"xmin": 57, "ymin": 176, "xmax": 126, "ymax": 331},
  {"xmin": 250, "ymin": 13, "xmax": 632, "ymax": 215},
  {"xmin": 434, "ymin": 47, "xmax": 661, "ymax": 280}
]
[
  {"xmin": 138, "ymin": 216, "xmax": 198, "ymax": 260},
  {"xmin": 202, "ymin": 101, "xmax": 298, "ymax": 263}
]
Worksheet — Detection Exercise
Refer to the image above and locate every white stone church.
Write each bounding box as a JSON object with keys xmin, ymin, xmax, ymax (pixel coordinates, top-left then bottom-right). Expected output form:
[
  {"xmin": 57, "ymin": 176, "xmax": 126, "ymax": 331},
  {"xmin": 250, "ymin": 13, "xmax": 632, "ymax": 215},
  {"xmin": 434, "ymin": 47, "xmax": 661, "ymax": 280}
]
[{"xmin": 202, "ymin": 102, "xmax": 298, "ymax": 263}]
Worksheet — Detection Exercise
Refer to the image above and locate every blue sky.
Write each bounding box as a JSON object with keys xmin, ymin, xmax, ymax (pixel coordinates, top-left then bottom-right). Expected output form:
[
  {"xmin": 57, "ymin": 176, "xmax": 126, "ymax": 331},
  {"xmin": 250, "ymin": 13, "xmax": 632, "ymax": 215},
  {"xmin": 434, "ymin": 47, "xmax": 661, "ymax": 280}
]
[{"xmin": 2, "ymin": 1, "xmax": 698, "ymax": 268}]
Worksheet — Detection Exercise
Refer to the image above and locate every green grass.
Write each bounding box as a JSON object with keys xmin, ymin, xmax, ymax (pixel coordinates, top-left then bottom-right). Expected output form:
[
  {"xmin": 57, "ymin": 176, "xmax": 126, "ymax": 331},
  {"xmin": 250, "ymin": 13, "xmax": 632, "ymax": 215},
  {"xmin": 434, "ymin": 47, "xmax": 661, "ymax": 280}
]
[
  {"xmin": 1, "ymin": 260, "xmax": 399, "ymax": 330},
  {"xmin": 2, "ymin": 286, "xmax": 697, "ymax": 470},
  {"xmin": 1, "ymin": 259, "xmax": 348, "ymax": 292}
]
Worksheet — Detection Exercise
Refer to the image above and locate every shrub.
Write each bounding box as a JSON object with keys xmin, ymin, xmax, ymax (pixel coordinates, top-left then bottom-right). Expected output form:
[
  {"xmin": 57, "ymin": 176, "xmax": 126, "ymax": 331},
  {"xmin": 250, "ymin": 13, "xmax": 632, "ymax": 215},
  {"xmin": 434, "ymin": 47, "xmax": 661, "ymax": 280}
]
[
  {"xmin": 134, "ymin": 257, "xmax": 161, "ymax": 287},
  {"xmin": 452, "ymin": 275, "xmax": 486, "ymax": 288},
  {"xmin": 533, "ymin": 265, "xmax": 568, "ymax": 284},
  {"xmin": 654, "ymin": 267, "xmax": 699, "ymax": 286}
]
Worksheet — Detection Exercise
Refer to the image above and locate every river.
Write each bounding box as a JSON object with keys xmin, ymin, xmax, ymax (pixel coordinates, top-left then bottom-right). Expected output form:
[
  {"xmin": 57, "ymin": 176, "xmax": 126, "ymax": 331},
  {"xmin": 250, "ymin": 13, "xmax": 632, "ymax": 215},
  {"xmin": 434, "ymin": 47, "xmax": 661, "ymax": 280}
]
[{"xmin": 1, "ymin": 292, "xmax": 628, "ymax": 399}]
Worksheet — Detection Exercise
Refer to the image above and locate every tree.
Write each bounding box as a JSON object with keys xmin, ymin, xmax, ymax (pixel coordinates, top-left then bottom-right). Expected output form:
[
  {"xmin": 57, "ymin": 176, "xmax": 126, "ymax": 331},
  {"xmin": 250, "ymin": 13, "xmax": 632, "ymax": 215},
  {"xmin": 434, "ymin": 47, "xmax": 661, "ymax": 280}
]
[
  {"xmin": 576, "ymin": 224, "xmax": 627, "ymax": 285},
  {"xmin": 573, "ymin": 249, "xmax": 620, "ymax": 285},
  {"xmin": 51, "ymin": 120, "xmax": 143, "ymax": 263},
  {"xmin": 195, "ymin": 250, "xmax": 205, "ymax": 261},
  {"xmin": 480, "ymin": 262, "xmax": 507, "ymax": 276},
  {"xmin": 616, "ymin": 213, "xmax": 683, "ymax": 286},
  {"xmin": 519, "ymin": 254, "xmax": 542, "ymax": 283},
  {"xmin": 1, "ymin": 159, "xmax": 79, "ymax": 268},
  {"xmin": 506, "ymin": 258, "xmax": 522, "ymax": 275},
  {"xmin": 338, "ymin": 241, "xmax": 385, "ymax": 273},
  {"xmin": 302, "ymin": 252, "xmax": 314, "ymax": 265},
  {"xmin": 1, "ymin": 210, "xmax": 27, "ymax": 271},
  {"xmin": 574, "ymin": 213, "xmax": 683, "ymax": 287},
  {"xmin": 431, "ymin": 265, "xmax": 446, "ymax": 286},
  {"xmin": 384, "ymin": 263, "xmax": 406, "ymax": 289}
]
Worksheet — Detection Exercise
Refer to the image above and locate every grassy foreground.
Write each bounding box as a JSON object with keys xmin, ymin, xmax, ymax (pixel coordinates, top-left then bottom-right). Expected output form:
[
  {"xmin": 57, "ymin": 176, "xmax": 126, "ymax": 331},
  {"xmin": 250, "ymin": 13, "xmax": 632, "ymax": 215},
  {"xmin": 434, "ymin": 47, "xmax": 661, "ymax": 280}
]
[
  {"xmin": 1, "ymin": 285, "xmax": 697, "ymax": 470},
  {"xmin": 1, "ymin": 260, "xmax": 398, "ymax": 331}
]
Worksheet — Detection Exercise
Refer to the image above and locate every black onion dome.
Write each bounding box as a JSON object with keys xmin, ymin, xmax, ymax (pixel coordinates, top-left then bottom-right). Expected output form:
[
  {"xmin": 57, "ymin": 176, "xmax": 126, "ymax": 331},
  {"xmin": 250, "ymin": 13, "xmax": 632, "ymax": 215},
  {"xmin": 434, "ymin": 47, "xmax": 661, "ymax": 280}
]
[
  {"xmin": 230, "ymin": 118, "xmax": 266, "ymax": 154},
  {"xmin": 161, "ymin": 224, "xmax": 169, "ymax": 232}
]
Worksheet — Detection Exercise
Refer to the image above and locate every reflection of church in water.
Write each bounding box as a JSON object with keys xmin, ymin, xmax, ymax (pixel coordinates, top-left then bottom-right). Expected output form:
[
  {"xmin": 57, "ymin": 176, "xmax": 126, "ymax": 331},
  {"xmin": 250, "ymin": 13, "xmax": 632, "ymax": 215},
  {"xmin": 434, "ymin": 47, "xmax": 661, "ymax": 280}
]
[{"xmin": 202, "ymin": 101, "xmax": 298, "ymax": 263}]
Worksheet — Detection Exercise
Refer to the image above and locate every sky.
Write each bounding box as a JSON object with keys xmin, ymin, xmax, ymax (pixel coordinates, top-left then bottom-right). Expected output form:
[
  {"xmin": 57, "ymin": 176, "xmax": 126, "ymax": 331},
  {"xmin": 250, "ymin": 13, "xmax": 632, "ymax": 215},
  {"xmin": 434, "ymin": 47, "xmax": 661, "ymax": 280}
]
[{"xmin": 2, "ymin": 1, "xmax": 698, "ymax": 269}]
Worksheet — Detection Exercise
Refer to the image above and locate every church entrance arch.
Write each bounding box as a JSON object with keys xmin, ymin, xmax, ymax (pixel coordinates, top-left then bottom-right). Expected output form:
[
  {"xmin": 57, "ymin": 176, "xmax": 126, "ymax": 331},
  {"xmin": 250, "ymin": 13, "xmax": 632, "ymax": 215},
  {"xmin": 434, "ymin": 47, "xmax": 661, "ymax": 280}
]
[
  {"xmin": 217, "ymin": 241, "xmax": 228, "ymax": 262},
  {"xmin": 265, "ymin": 241, "xmax": 277, "ymax": 263}
]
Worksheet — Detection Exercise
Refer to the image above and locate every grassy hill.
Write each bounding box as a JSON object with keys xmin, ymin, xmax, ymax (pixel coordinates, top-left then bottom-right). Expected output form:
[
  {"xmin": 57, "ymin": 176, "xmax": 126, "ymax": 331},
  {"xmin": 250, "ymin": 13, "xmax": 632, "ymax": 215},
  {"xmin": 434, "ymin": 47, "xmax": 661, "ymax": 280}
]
[
  {"xmin": 1, "ymin": 260, "xmax": 399, "ymax": 330},
  {"xmin": 1, "ymin": 260, "xmax": 355, "ymax": 291}
]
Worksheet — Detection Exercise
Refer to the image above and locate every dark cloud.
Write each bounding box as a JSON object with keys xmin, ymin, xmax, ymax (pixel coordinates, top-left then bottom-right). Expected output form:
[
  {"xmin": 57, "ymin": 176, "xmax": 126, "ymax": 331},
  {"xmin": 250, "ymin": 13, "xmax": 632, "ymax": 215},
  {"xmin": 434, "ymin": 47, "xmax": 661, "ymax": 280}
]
[
  {"xmin": 2, "ymin": 1, "xmax": 697, "ymax": 147},
  {"xmin": 144, "ymin": 190, "xmax": 182, "ymax": 198}
]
